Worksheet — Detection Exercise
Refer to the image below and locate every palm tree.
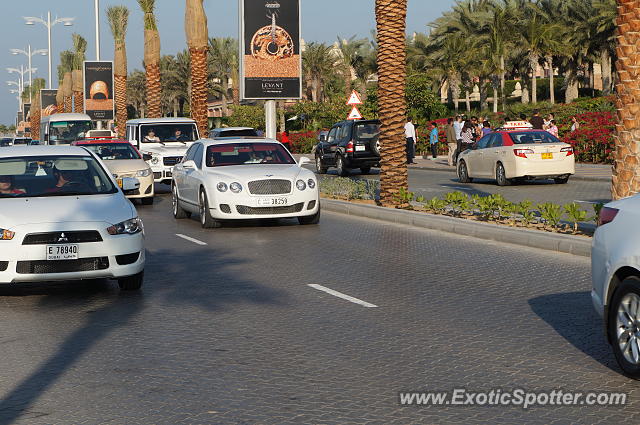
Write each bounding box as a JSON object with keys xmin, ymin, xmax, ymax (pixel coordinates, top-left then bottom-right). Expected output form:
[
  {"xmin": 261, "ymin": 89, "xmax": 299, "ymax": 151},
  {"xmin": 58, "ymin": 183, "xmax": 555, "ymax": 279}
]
[
  {"xmin": 590, "ymin": 0, "xmax": 616, "ymax": 95},
  {"xmin": 208, "ymin": 37, "xmax": 239, "ymax": 115},
  {"xmin": 127, "ymin": 70, "xmax": 146, "ymax": 118},
  {"xmin": 71, "ymin": 34, "xmax": 87, "ymax": 113},
  {"xmin": 487, "ymin": 0, "xmax": 516, "ymax": 110},
  {"xmin": 185, "ymin": 0, "xmax": 210, "ymax": 135},
  {"xmin": 375, "ymin": 0, "xmax": 408, "ymax": 207},
  {"xmin": 138, "ymin": 0, "xmax": 161, "ymax": 118},
  {"xmin": 107, "ymin": 5, "xmax": 129, "ymax": 138},
  {"xmin": 59, "ymin": 50, "xmax": 75, "ymax": 113},
  {"xmin": 336, "ymin": 36, "xmax": 366, "ymax": 96},
  {"xmin": 611, "ymin": 0, "xmax": 639, "ymax": 199},
  {"xmin": 302, "ymin": 42, "xmax": 337, "ymax": 102},
  {"xmin": 30, "ymin": 88, "xmax": 41, "ymax": 140}
]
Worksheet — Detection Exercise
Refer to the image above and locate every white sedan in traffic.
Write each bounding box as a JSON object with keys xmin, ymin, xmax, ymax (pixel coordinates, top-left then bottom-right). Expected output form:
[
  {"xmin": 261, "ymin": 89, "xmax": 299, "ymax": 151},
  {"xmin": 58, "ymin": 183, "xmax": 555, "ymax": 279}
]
[
  {"xmin": 0, "ymin": 146, "xmax": 145, "ymax": 290},
  {"xmin": 592, "ymin": 194, "xmax": 640, "ymax": 378},
  {"xmin": 171, "ymin": 139, "xmax": 320, "ymax": 228}
]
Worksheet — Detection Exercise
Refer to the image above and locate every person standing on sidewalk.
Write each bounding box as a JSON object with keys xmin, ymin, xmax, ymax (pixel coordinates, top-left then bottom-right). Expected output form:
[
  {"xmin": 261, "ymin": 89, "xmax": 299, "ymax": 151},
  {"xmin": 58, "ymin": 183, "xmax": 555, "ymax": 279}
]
[
  {"xmin": 530, "ymin": 110, "xmax": 545, "ymax": 129},
  {"xmin": 405, "ymin": 118, "xmax": 417, "ymax": 164},
  {"xmin": 460, "ymin": 120, "xmax": 476, "ymax": 152},
  {"xmin": 453, "ymin": 115, "xmax": 463, "ymax": 165},
  {"xmin": 446, "ymin": 118, "xmax": 457, "ymax": 166},
  {"xmin": 429, "ymin": 122, "xmax": 439, "ymax": 160}
]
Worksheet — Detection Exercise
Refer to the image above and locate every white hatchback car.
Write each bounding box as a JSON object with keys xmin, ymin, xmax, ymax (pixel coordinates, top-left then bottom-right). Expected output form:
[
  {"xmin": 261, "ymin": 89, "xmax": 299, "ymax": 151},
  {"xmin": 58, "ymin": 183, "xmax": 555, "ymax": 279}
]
[
  {"xmin": 592, "ymin": 194, "xmax": 640, "ymax": 378},
  {"xmin": 457, "ymin": 130, "xmax": 575, "ymax": 186},
  {"xmin": 171, "ymin": 139, "xmax": 320, "ymax": 228},
  {"xmin": 0, "ymin": 146, "xmax": 145, "ymax": 290}
]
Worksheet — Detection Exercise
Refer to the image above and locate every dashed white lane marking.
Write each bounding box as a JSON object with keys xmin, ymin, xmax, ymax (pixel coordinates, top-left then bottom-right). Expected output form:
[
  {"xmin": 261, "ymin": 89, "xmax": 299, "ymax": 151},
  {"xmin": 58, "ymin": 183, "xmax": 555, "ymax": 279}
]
[
  {"xmin": 176, "ymin": 234, "xmax": 208, "ymax": 246},
  {"xmin": 308, "ymin": 284, "xmax": 378, "ymax": 308}
]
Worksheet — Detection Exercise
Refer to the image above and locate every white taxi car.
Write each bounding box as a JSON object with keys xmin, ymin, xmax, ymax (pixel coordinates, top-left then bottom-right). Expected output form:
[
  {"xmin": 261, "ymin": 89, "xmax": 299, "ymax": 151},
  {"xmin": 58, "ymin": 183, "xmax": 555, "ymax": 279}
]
[
  {"xmin": 171, "ymin": 139, "xmax": 320, "ymax": 228},
  {"xmin": 0, "ymin": 146, "xmax": 145, "ymax": 289},
  {"xmin": 457, "ymin": 129, "xmax": 575, "ymax": 186}
]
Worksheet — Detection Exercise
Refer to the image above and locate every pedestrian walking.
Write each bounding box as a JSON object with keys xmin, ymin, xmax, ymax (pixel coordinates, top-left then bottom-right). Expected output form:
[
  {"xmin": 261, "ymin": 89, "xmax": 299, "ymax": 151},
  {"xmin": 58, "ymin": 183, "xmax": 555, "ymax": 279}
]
[
  {"xmin": 280, "ymin": 130, "xmax": 292, "ymax": 152},
  {"xmin": 570, "ymin": 116, "xmax": 580, "ymax": 132},
  {"xmin": 453, "ymin": 115, "xmax": 463, "ymax": 165},
  {"xmin": 404, "ymin": 118, "xmax": 417, "ymax": 164},
  {"xmin": 446, "ymin": 118, "xmax": 457, "ymax": 166},
  {"xmin": 547, "ymin": 120, "xmax": 559, "ymax": 137},
  {"xmin": 429, "ymin": 122, "xmax": 439, "ymax": 160},
  {"xmin": 530, "ymin": 110, "xmax": 544, "ymax": 129}
]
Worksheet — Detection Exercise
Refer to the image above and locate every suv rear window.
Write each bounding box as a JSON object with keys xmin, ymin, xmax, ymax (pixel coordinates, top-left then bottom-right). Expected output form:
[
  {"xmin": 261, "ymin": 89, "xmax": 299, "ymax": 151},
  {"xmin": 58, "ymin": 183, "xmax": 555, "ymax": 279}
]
[
  {"xmin": 354, "ymin": 122, "xmax": 379, "ymax": 142},
  {"xmin": 508, "ymin": 131, "xmax": 560, "ymax": 144}
]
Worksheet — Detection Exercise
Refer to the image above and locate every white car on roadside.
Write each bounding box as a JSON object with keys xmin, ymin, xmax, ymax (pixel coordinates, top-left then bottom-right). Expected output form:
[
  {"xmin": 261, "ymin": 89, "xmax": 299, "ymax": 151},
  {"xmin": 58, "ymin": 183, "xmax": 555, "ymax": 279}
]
[
  {"xmin": 171, "ymin": 139, "xmax": 320, "ymax": 228},
  {"xmin": 0, "ymin": 146, "xmax": 145, "ymax": 290},
  {"xmin": 592, "ymin": 194, "xmax": 640, "ymax": 378},
  {"xmin": 457, "ymin": 129, "xmax": 575, "ymax": 186}
]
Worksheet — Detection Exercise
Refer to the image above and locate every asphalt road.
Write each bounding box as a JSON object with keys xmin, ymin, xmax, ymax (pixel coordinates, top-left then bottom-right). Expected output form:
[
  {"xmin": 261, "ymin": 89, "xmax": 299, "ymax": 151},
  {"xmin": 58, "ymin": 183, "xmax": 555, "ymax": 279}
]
[
  {"xmin": 0, "ymin": 191, "xmax": 637, "ymax": 424},
  {"xmin": 311, "ymin": 166, "xmax": 612, "ymax": 209}
]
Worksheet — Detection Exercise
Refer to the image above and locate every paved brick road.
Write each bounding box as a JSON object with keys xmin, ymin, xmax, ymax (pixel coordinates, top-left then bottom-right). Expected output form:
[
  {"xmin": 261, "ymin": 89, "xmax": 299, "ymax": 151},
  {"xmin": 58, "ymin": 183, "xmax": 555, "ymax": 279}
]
[{"xmin": 0, "ymin": 193, "xmax": 637, "ymax": 424}]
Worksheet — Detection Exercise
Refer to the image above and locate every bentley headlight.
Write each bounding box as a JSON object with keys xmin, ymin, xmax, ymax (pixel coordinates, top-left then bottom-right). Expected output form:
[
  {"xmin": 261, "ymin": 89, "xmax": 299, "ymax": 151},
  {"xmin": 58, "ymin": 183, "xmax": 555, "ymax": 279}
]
[
  {"xmin": 137, "ymin": 168, "xmax": 152, "ymax": 177},
  {"xmin": 230, "ymin": 182, "xmax": 243, "ymax": 193},
  {"xmin": 296, "ymin": 180, "xmax": 307, "ymax": 191},
  {"xmin": 217, "ymin": 182, "xmax": 228, "ymax": 192},
  {"xmin": 107, "ymin": 217, "xmax": 143, "ymax": 235},
  {"xmin": 307, "ymin": 179, "xmax": 316, "ymax": 189}
]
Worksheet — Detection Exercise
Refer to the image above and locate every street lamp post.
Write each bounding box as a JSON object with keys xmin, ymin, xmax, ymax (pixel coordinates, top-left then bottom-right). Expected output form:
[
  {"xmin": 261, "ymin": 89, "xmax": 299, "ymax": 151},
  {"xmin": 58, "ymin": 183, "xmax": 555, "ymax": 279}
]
[
  {"xmin": 95, "ymin": 0, "xmax": 100, "ymax": 61},
  {"xmin": 23, "ymin": 12, "xmax": 74, "ymax": 89},
  {"xmin": 7, "ymin": 65, "xmax": 38, "ymax": 104},
  {"xmin": 10, "ymin": 46, "xmax": 47, "ymax": 103}
]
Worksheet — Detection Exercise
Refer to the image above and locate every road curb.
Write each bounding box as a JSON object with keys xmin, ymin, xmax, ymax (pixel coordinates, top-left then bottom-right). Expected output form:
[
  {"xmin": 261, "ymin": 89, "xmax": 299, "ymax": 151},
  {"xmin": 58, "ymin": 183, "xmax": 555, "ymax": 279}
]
[
  {"xmin": 320, "ymin": 198, "xmax": 592, "ymax": 257},
  {"xmin": 407, "ymin": 164, "xmax": 610, "ymax": 182}
]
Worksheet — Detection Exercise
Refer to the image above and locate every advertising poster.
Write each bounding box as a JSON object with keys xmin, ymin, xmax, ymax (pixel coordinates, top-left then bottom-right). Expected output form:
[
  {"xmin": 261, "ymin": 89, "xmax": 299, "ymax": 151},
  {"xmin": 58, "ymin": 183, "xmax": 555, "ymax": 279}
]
[
  {"xmin": 23, "ymin": 103, "xmax": 31, "ymax": 121},
  {"xmin": 84, "ymin": 61, "xmax": 114, "ymax": 120},
  {"xmin": 240, "ymin": 0, "xmax": 301, "ymax": 99},
  {"xmin": 40, "ymin": 89, "xmax": 58, "ymax": 117},
  {"xmin": 17, "ymin": 111, "xmax": 24, "ymax": 124}
]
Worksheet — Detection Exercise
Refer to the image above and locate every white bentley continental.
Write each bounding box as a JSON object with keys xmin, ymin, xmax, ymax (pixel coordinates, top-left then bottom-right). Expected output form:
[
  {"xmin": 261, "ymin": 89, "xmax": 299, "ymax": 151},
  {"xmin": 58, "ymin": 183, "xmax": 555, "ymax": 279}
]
[
  {"xmin": 0, "ymin": 146, "xmax": 145, "ymax": 289},
  {"xmin": 171, "ymin": 139, "xmax": 320, "ymax": 228}
]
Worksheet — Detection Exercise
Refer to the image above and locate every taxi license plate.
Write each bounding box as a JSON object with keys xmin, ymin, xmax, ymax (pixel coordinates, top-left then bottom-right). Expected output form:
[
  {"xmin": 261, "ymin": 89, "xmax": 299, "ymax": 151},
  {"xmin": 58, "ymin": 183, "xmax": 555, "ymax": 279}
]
[
  {"xmin": 541, "ymin": 153, "xmax": 553, "ymax": 160},
  {"xmin": 257, "ymin": 198, "xmax": 288, "ymax": 206},
  {"xmin": 46, "ymin": 244, "xmax": 79, "ymax": 261},
  {"xmin": 117, "ymin": 178, "xmax": 123, "ymax": 188}
]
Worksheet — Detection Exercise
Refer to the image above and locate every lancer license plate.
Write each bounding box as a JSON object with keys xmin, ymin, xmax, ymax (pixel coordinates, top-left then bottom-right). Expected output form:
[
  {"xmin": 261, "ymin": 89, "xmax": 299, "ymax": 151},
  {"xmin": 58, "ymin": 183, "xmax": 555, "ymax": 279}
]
[
  {"xmin": 46, "ymin": 244, "xmax": 79, "ymax": 261},
  {"xmin": 541, "ymin": 153, "xmax": 553, "ymax": 160},
  {"xmin": 257, "ymin": 198, "xmax": 288, "ymax": 206}
]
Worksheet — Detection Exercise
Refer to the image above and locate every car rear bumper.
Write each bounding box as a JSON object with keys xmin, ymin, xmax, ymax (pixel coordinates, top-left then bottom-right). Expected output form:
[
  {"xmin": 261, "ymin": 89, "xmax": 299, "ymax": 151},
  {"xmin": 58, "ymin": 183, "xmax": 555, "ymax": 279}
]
[
  {"xmin": 510, "ymin": 158, "xmax": 575, "ymax": 178},
  {"xmin": 345, "ymin": 155, "xmax": 380, "ymax": 168}
]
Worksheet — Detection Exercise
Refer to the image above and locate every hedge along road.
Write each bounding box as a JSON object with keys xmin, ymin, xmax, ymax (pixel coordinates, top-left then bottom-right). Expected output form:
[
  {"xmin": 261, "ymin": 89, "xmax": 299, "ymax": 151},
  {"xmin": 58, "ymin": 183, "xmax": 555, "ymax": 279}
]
[{"xmin": 308, "ymin": 165, "xmax": 612, "ymax": 211}]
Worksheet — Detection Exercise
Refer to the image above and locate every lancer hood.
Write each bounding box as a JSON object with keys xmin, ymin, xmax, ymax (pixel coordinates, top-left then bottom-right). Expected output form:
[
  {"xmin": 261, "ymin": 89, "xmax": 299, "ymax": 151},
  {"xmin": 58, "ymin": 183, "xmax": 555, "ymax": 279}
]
[{"xmin": 0, "ymin": 194, "xmax": 136, "ymax": 228}]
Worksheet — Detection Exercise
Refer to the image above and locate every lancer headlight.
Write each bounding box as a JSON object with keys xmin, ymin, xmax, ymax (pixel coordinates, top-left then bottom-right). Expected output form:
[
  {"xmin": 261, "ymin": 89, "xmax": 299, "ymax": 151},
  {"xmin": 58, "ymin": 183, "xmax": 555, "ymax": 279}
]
[
  {"xmin": 150, "ymin": 156, "xmax": 160, "ymax": 165},
  {"xmin": 0, "ymin": 229, "xmax": 15, "ymax": 240},
  {"xmin": 217, "ymin": 182, "xmax": 228, "ymax": 192},
  {"xmin": 307, "ymin": 179, "xmax": 316, "ymax": 189},
  {"xmin": 137, "ymin": 168, "xmax": 152, "ymax": 177},
  {"xmin": 230, "ymin": 182, "xmax": 243, "ymax": 193},
  {"xmin": 107, "ymin": 217, "xmax": 143, "ymax": 235},
  {"xmin": 296, "ymin": 179, "xmax": 307, "ymax": 191}
]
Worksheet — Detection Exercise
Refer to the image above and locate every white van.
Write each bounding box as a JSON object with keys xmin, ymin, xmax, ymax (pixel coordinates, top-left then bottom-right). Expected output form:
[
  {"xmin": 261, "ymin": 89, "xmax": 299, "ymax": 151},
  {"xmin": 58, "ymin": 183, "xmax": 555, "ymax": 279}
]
[
  {"xmin": 40, "ymin": 113, "xmax": 93, "ymax": 145},
  {"xmin": 126, "ymin": 118, "xmax": 199, "ymax": 184}
]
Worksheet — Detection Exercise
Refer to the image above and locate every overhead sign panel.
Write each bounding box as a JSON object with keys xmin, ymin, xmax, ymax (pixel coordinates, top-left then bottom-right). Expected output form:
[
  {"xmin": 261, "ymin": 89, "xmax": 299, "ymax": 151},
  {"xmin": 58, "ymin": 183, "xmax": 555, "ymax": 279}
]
[
  {"xmin": 240, "ymin": 0, "xmax": 301, "ymax": 99},
  {"xmin": 84, "ymin": 61, "xmax": 114, "ymax": 120}
]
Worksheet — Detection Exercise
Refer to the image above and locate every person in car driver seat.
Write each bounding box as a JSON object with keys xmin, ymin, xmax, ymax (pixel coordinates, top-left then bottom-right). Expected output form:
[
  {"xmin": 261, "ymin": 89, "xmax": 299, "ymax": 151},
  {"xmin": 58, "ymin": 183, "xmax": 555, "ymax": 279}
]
[{"xmin": 46, "ymin": 168, "xmax": 91, "ymax": 193}]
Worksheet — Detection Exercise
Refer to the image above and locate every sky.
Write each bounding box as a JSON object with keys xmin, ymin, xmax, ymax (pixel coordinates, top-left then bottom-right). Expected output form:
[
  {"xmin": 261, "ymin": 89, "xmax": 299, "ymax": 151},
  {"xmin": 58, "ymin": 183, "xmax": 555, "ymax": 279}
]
[{"xmin": 0, "ymin": 0, "xmax": 456, "ymax": 126}]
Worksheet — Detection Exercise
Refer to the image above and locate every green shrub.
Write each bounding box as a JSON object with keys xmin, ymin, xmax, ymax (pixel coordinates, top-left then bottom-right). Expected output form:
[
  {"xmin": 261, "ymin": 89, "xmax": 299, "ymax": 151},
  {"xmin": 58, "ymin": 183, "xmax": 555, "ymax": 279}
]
[
  {"xmin": 424, "ymin": 197, "xmax": 447, "ymax": 214},
  {"xmin": 537, "ymin": 202, "xmax": 564, "ymax": 230},
  {"xmin": 319, "ymin": 177, "xmax": 378, "ymax": 201},
  {"xmin": 564, "ymin": 202, "xmax": 588, "ymax": 232},
  {"xmin": 445, "ymin": 191, "xmax": 470, "ymax": 217}
]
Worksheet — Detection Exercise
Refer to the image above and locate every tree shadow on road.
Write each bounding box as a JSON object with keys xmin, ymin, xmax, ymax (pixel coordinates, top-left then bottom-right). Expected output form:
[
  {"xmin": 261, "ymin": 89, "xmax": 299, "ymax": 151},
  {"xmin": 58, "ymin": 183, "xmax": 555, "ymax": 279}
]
[
  {"xmin": 528, "ymin": 291, "xmax": 620, "ymax": 373},
  {"xmin": 0, "ymin": 245, "xmax": 287, "ymax": 423}
]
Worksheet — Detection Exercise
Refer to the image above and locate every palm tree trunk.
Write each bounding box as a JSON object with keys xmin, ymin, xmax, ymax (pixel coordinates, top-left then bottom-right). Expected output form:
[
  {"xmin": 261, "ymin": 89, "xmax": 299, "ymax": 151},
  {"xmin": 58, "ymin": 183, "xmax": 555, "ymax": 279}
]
[
  {"xmin": 64, "ymin": 96, "xmax": 73, "ymax": 114},
  {"xmin": 146, "ymin": 62, "xmax": 162, "ymax": 118},
  {"xmin": 547, "ymin": 55, "xmax": 555, "ymax": 104},
  {"xmin": 189, "ymin": 47, "xmax": 209, "ymax": 135},
  {"xmin": 73, "ymin": 91, "xmax": 84, "ymax": 114},
  {"xmin": 530, "ymin": 54, "xmax": 538, "ymax": 104},
  {"xmin": 479, "ymin": 80, "xmax": 488, "ymax": 111},
  {"xmin": 493, "ymin": 87, "xmax": 498, "ymax": 113},
  {"xmin": 500, "ymin": 55, "xmax": 506, "ymax": 111},
  {"xmin": 465, "ymin": 91, "xmax": 471, "ymax": 112},
  {"xmin": 30, "ymin": 95, "xmax": 40, "ymax": 140},
  {"xmin": 601, "ymin": 49, "xmax": 612, "ymax": 96},
  {"xmin": 173, "ymin": 98, "xmax": 179, "ymax": 117},
  {"xmin": 612, "ymin": 1, "xmax": 640, "ymax": 200},
  {"xmin": 376, "ymin": 0, "xmax": 408, "ymax": 207},
  {"xmin": 114, "ymin": 75, "xmax": 128, "ymax": 138},
  {"xmin": 278, "ymin": 102, "xmax": 286, "ymax": 133}
]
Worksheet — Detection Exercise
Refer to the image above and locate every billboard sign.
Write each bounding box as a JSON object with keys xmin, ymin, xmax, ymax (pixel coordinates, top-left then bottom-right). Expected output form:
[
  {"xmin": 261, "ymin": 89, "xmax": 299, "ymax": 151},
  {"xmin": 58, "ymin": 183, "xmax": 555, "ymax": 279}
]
[
  {"xmin": 84, "ymin": 61, "xmax": 114, "ymax": 120},
  {"xmin": 17, "ymin": 111, "xmax": 24, "ymax": 123},
  {"xmin": 240, "ymin": 0, "xmax": 301, "ymax": 99},
  {"xmin": 23, "ymin": 104, "xmax": 31, "ymax": 121},
  {"xmin": 40, "ymin": 89, "xmax": 59, "ymax": 117}
]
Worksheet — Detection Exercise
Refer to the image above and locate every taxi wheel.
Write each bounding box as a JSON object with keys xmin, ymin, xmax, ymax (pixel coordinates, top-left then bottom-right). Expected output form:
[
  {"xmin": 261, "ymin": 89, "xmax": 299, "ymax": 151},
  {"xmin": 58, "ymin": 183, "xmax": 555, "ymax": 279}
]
[
  {"xmin": 608, "ymin": 277, "xmax": 640, "ymax": 379},
  {"xmin": 200, "ymin": 190, "xmax": 222, "ymax": 229},
  {"xmin": 458, "ymin": 161, "xmax": 472, "ymax": 183},
  {"xmin": 554, "ymin": 176, "xmax": 570, "ymax": 184},
  {"xmin": 172, "ymin": 184, "xmax": 190, "ymax": 219},
  {"xmin": 496, "ymin": 163, "xmax": 511, "ymax": 186},
  {"xmin": 118, "ymin": 271, "xmax": 144, "ymax": 291}
]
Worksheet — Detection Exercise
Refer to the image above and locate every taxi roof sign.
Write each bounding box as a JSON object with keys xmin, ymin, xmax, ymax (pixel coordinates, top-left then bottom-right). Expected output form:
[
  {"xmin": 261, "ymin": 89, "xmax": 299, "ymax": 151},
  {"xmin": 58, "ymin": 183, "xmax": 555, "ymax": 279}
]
[{"xmin": 501, "ymin": 121, "xmax": 533, "ymax": 130}]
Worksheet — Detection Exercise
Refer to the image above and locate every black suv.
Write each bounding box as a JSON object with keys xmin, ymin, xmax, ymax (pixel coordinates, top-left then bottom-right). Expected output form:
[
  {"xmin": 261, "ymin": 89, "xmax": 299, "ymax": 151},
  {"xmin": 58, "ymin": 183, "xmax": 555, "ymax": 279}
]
[{"xmin": 315, "ymin": 120, "xmax": 380, "ymax": 176}]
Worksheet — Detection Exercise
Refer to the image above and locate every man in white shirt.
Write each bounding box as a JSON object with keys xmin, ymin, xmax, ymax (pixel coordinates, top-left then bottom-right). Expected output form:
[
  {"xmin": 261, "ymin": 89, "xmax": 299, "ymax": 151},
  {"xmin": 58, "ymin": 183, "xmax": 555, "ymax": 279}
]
[
  {"xmin": 404, "ymin": 119, "xmax": 417, "ymax": 164},
  {"xmin": 452, "ymin": 115, "xmax": 463, "ymax": 165}
]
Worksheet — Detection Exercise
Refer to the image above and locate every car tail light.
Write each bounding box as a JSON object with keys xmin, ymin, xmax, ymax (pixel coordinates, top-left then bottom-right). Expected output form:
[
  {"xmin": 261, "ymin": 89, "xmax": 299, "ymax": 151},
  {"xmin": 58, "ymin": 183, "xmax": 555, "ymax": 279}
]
[
  {"xmin": 561, "ymin": 146, "xmax": 574, "ymax": 156},
  {"xmin": 346, "ymin": 141, "xmax": 354, "ymax": 153},
  {"xmin": 514, "ymin": 148, "xmax": 534, "ymax": 158},
  {"xmin": 598, "ymin": 207, "xmax": 619, "ymax": 226}
]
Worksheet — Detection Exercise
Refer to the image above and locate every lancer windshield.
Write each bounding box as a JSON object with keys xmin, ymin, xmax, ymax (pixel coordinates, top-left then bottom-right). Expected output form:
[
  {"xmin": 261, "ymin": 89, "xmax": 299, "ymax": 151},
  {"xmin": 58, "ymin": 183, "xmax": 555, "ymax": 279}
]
[
  {"xmin": 206, "ymin": 143, "xmax": 295, "ymax": 167},
  {"xmin": 508, "ymin": 131, "xmax": 561, "ymax": 144},
  {"xmin": 49, "ymin": 121, "xmax": 93, "ymax": 144},
  {"xmin": 140, "ymin": 124, "xmax": 198, "ymax": 143},
  {"xmin": 0, "ymin": 155, "xmax": 118, "ymax": 198},
  {"xmin": 82, "ymin": 143, "xmax": 141, "ymax": 160}
]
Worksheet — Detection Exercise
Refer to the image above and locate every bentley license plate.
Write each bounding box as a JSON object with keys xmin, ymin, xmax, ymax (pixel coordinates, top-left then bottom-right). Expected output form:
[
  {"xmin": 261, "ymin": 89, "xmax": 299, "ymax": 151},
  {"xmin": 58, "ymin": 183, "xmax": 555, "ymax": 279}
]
[
  {"xmin": 46, "ymin": 244, "xmax": 79, "ymax": 261},
  {"xmin": 257, "ymin": 198, "xmax": 288, "ymax": 206}
]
